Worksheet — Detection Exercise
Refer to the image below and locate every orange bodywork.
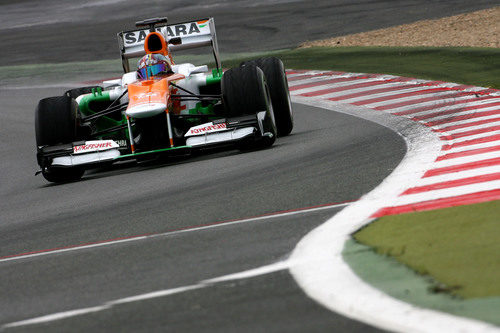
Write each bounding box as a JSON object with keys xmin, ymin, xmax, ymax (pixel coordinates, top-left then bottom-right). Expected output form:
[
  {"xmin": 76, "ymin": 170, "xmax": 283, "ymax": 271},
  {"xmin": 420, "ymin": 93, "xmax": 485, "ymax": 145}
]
[
  {"xmin": 144, "ymin": 32, "xmax": 175, "ymax": 65},
  {"xmin": 128, "ymin": 78, "xmax": 168, "ymax": 109},
  {"xmin": 127, "ymin": 73, "xmax": 185, "ymax": 114},
  {"xmin": 124, "ymin": 29, "xmax": 187, "ymax": 151}
]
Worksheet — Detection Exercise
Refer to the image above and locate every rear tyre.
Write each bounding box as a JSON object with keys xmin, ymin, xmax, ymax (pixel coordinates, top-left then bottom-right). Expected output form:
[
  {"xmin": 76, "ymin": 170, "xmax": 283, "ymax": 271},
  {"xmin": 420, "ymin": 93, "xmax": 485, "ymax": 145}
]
[
  {"xmin": 222, "ymin": 64, "xmax": 277, "ymax": 149},
  {"xmin": 35, "ymin": 95, "xmax": 84, "ymax": 182},
  {"xmin": 241, "ymin": 57, "xmax": 293, "ymax": 136}
]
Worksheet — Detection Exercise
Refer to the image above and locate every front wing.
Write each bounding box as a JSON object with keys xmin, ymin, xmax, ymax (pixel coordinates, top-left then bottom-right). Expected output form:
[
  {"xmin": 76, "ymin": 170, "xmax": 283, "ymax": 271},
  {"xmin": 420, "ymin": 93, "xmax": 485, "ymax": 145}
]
[{"xmin": 36, "ymin": 113, "xmax": 266, "ymax": 170}]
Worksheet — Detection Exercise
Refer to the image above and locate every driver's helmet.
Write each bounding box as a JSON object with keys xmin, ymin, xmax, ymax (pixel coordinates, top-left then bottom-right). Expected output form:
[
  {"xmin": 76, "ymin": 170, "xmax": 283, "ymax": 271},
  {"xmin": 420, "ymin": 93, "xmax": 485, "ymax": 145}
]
[{"xmin": 137, "ymin": 53, "xmax": 172, "ymax": 79}]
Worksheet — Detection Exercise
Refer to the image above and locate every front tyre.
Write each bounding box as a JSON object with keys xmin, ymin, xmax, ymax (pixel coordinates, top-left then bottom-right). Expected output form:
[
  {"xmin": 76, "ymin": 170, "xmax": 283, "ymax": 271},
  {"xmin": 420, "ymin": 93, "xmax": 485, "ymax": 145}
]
[
  {"xmin": 241, "ymin": 57, "xmax": 293, "ymax": 137},
  {"xmin": 35, "ymin": 95, "xmax": 79, "ymax": 146},
  {"xmin": 222, "ymin": 64, "xmax": 277, "ymax": 149},
  {"xmin": 35, "ymin": 95, "xmax": 84, "ymax": 182},
  {"xmin": 41, "ymin": 167, "xmax": 85, "ymax": 183}
]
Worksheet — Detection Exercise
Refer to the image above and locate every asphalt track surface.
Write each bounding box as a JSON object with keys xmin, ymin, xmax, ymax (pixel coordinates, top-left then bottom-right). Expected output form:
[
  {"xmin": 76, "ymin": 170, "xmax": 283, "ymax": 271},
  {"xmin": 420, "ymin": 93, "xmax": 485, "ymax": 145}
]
[
  {"xmin": 0, "ymin": 81, "xmax": 405, "ymax": 331},
  {"xmin": 1, "ymin": 0, "xmax": 499, "ymax": 65},
  {"xmin": 1, "ymin": 0, "xmax": 497, "ymax": 331}
]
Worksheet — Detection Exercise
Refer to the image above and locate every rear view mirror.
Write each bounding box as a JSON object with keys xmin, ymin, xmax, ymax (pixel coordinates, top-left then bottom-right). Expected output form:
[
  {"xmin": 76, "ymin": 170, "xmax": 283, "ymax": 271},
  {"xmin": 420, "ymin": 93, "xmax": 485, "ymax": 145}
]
[{"xmin": 168, "ymin": 37, "xmax": 182, "ymax": 45}]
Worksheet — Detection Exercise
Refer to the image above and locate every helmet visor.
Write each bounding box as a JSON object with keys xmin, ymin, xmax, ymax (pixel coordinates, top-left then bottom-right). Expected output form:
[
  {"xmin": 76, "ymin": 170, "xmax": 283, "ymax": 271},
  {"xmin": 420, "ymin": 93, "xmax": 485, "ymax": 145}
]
[{"xmin": 138, "ymin": 63, "xmax": 168, "ymax": 79}]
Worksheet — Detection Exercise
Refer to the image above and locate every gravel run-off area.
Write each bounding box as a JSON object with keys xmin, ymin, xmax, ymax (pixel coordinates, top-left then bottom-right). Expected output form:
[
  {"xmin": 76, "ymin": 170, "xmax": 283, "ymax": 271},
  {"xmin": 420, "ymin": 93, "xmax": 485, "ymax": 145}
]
[{"xmin": 301, "ymin": 7, "xmax": 499, "ymax": 48}]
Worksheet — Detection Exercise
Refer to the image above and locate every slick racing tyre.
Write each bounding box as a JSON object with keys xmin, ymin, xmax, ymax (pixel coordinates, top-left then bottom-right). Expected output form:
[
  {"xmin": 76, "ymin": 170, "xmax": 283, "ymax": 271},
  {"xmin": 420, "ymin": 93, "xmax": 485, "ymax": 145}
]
[
  {"xmin": 35, "ymin": 95, "xmax": 79, "ymax": 146},
  {"xmin": 222, "ymin": 64, "xmax": 277, "ymax": 149},
  {"xmin": 65, "ymin": 86, "xmax": 102, "ymax": 99},
  {"xmin": 41, "ymin": 167, "xmax": 85, "ymax": 183},
  {"xmin": 35, "ymin": 95, "xmax": 84, "ymax": 182},
  {"xmin": 241, "ymin": 57, "xmax": 293, "ymax": 137}
]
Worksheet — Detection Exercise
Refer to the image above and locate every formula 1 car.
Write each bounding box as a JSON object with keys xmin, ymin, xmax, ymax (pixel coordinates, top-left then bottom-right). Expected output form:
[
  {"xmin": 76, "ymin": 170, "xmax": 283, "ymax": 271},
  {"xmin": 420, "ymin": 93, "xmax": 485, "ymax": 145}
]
[{"xmin": 35, "ymin": 17, "xmax": 293, "ymax": 183}]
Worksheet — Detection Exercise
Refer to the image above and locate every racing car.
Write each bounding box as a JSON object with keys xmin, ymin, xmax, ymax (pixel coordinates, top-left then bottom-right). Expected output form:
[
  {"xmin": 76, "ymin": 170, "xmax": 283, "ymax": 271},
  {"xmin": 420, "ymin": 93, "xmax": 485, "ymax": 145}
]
[{"xmin": 35, "ymin": 17, "xmax": 293, "ymax": 183}]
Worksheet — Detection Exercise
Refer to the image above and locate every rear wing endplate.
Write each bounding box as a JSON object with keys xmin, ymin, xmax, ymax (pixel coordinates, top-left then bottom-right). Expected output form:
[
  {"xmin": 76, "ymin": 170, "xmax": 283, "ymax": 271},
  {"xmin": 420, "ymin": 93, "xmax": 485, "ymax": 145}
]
[{"xmin": 117, "ymin": 18, "xmax": 221, "ymax": 73}]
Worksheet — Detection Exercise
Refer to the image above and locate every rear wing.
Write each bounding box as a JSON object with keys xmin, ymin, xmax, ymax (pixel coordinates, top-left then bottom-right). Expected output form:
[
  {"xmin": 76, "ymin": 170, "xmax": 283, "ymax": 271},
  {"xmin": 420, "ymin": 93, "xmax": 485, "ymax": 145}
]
[{"xmin": 117, "ymin": 17, "xmax": 221, "ymax": 73}]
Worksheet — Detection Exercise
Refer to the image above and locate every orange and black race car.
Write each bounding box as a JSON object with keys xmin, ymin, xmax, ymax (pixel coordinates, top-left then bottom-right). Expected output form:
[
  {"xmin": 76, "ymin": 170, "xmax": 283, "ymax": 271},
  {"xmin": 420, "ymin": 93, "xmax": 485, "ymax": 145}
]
[{"xmin": 35, "ymin": 17, "xmax": 293, "ymax": 183}]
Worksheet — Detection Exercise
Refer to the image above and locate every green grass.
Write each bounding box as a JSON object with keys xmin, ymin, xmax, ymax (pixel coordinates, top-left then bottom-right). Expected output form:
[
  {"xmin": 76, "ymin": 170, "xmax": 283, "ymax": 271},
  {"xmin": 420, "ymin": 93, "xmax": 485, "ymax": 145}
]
[
  {"xmin": 343, "ymin": 238, "xmax": 500, "ymax": 326},
  {"xmin": 222, "ymin": 46, "xmax": 500, "ymax": 89},
  {"xmin": 353, "ymin": 200, "xmax": 500, "ymax": 299}
]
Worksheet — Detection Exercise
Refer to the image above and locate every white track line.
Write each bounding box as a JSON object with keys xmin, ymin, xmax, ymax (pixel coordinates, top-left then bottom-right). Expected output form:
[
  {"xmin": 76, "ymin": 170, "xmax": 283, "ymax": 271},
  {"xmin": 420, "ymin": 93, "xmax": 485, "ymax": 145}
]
[
  {"xmin": 2, "ymin": 261, "xmax": 290, "ymax": 330},
  {"xmin": 0, "ymin": 202, "xmax": 349, "ymax": 264},
  {"xmin": 1, "ymin": 201, "xmax": 351, "ymax": 328}
]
